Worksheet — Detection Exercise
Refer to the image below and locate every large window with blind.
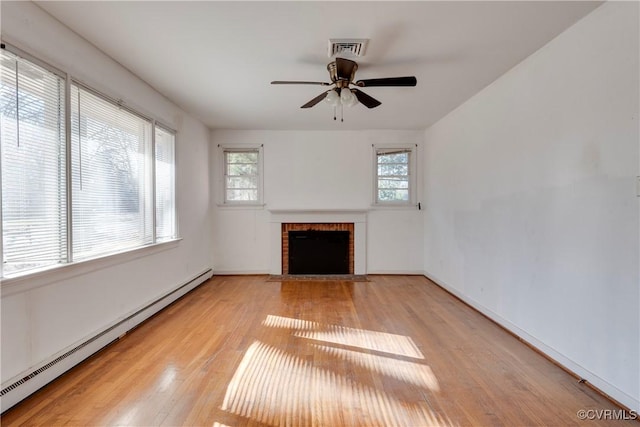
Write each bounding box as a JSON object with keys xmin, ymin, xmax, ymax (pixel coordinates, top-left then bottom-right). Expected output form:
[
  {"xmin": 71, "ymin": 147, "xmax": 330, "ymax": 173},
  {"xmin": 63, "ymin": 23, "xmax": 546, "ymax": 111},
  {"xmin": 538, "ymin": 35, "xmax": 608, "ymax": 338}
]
[
  {"xmin": 0, "ymin": 49, "xmax": 67, "ymax": 275},
  {"xmin": 0, "ymin": 46, "xmax": 177, "ymax": 278},
  {"xmin": 71, "ymin": 84, "xmax": 154, "ymax": 260}
]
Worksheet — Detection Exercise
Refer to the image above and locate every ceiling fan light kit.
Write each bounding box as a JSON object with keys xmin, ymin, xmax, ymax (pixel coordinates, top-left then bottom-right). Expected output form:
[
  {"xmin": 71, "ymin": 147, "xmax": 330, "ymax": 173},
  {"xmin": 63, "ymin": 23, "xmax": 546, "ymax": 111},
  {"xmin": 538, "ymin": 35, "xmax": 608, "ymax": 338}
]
[
  {"xmin": 323, "ymin": 88, "xmax": 359, "ymax": 122},
  {"xmin": 271, "ymin": 47, "xmax": 417, "ymax": 121},
  {"xmin": 324, "ymin": 89, "xmax": 340, "ymax": 107},
  {"xmin": 340, "ymin": 88, "xmax": 358, "ymax": 107}
]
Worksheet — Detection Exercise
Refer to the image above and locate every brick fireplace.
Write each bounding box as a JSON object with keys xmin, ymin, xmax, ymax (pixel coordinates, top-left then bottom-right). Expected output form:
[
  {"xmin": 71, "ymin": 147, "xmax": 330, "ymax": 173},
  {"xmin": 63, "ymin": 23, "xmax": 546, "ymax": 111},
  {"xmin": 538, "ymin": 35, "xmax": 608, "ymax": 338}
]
[
  {"xmin": 268, "ymin": 209, "xmax": 367, "ymax": 275},
  {"xmin": 282, "ymin": 223, "xmax": 354, "ymax": 275}
]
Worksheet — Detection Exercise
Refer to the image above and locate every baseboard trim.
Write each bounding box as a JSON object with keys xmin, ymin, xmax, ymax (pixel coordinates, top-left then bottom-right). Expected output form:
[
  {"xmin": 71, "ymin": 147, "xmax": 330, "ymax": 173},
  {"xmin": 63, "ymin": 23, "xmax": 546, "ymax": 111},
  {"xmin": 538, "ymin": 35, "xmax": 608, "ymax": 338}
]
[
  {"xmin": 423, "ymin": 270, "xmax": 640, "ymax": 413},
  {"xmin": 0, "ymin": 268, "xmax": 213, "ymax": 413},
  {"xmin": 213, "ymin": 270, "xmax": 271, "ymax": 275},
  {"xmin": 366, "ymin": 270, "xmax": 425, "ymax": 275}
]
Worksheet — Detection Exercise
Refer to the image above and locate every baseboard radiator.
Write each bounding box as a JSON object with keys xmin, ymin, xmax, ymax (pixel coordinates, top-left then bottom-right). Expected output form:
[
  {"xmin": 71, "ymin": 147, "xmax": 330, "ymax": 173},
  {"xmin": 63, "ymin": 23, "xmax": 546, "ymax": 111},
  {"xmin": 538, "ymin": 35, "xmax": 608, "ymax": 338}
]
[{"xmin": 0, "ymin": 268, "xmax": 213, "ymax": 413}]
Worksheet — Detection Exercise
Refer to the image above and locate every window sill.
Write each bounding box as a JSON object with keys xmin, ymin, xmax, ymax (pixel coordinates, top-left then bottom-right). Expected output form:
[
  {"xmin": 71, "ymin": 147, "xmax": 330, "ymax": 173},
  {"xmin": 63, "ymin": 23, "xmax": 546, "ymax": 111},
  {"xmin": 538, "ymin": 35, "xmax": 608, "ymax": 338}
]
[
  {"xmin": 215, "ymin": 203, "xmax": 266, "ymax": 210},
  {"xmin": 370, "ymin": 203, "xmax": 421, "ymax": 211},
  {"xmin": 1, "ymin": 238, "xmax": 182, "ymax": 297}
]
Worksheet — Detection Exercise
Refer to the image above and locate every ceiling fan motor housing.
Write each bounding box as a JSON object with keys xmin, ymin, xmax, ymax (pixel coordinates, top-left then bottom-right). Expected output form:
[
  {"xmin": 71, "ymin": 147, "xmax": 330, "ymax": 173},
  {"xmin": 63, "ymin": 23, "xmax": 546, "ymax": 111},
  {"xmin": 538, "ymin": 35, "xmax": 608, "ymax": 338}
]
[{"xmin": 327, "ymin": 58, "xmax": 358, "ymax": 87}]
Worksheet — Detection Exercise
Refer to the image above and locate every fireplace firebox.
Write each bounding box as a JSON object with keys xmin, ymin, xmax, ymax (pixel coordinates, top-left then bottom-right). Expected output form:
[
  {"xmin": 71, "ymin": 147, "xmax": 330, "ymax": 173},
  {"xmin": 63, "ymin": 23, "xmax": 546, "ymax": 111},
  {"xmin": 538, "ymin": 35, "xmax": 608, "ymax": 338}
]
[
  {"xmin": 288, "ymin": 230, "xmax": 349, "ymax": 275},
  {"xmin": 281, "ymin": 223, "xmax": 354, "ymax": 275}
]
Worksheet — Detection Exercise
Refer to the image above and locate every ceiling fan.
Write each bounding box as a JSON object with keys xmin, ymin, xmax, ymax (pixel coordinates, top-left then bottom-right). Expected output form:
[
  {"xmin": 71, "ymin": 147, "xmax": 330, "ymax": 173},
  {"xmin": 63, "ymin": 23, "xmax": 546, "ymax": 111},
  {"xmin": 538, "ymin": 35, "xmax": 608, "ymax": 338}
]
[{"xmin": 271, "ymin": 57, "xmax": 417, "ymax": 117}]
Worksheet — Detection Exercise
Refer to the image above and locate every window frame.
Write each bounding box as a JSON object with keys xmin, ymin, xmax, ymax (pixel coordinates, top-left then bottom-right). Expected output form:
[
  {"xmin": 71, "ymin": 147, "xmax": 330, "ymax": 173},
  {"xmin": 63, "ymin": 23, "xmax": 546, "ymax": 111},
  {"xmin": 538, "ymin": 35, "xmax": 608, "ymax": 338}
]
[
  {"xmin": 0, "ymin": 43, "xmax": 69, "ymax": 280},
  {"xmin": 219, "ymin": 144, "xmax": 264, "ymax": 206},
  {"xmin": 0, "ymin": 43, "xmax": 179, "ymax": 280},
  {"xmin": 70, "ymin": 81, "xmax": 155, "ymax": 261},
  {"xmin": 154, "ymin": 124, "xmax": 178, "ymax": 242},
  {"xmin": 372, "ymin": 144, "xmax": 418, "ymax": 207}
]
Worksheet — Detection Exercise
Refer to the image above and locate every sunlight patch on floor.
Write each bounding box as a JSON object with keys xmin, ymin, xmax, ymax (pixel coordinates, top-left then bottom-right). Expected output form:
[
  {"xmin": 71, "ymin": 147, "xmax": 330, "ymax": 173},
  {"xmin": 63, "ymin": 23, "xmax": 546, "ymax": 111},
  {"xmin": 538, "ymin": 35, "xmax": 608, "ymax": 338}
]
[
  {"xmin": 311, "ymin": 344, "xmax": 440, "ymax": 391},
  {"xmin": 221, "ymin": 341, "xmax": 453, "ymax": 427},
  {"xmin": 263, "ymin": 314, "xmax": 318, "ymax": 330},
  {"xmin": 263, "ymin": 314, "xmax": 424, "ymax": 359}
]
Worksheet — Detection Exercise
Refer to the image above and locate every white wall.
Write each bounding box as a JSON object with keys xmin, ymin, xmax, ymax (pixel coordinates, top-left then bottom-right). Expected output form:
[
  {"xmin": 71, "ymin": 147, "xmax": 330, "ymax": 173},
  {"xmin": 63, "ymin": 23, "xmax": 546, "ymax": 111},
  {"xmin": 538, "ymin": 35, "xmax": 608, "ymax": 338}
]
[
  {"xmin": 423, "ymin": 2, "xmax": 639, "ymax": 411},
  {"xmin": 211, "ymin": 130, "xmax": 424, "ymax": 274},
  {"xmin": 1, "ymin": 1, "xmax": 211, "ymax": 388}
]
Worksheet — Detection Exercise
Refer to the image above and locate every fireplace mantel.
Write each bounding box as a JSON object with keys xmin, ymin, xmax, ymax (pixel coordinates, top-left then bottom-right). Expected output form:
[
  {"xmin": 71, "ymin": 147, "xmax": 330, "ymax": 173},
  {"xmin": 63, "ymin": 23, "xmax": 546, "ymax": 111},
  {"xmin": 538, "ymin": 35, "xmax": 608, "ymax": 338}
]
[
  {"xmin": 268, "ymin": 209, "xmax": 368, "ymax": 275},
  {"xmin": 268, "ymin": 209, "xmax": 368, "ymax": 224},
  {"xmin": 268, "ymin": 208, "xmax": 369, "ymax": 213}
]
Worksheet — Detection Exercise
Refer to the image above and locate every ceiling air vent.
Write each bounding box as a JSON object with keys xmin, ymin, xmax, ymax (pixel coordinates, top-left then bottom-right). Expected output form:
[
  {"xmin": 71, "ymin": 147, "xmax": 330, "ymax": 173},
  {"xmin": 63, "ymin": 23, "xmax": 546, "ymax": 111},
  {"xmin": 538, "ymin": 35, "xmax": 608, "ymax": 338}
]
[{"xmin": 328, "ymin": 39, "xmax": 369, "ymax": 58}]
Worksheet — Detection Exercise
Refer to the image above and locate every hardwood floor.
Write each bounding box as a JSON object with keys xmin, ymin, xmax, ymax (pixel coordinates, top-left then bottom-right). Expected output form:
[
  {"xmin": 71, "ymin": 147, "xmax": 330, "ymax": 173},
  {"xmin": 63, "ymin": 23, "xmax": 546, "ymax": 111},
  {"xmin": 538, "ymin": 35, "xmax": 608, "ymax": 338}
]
[{"xmin": 1, "ymin": 275, "xmax": 634, "ymax": 426}]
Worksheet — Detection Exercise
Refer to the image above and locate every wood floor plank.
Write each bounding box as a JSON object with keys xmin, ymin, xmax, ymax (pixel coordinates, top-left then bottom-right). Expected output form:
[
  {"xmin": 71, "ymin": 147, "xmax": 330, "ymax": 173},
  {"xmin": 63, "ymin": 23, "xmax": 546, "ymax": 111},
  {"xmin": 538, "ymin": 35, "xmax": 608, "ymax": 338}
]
[{"xmin": 1, "ymin": 275, "xmax": 635, "ymax": 426}]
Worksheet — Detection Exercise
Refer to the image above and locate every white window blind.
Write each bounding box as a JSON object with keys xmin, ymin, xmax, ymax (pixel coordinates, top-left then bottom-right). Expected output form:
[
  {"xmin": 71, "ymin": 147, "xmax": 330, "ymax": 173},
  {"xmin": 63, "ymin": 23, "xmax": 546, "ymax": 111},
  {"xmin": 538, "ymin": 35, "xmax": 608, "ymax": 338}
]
[
  {"xmin": 1, "ymin": 46, "xmax": 178, "ymax": 279},
  {"xmin": 224, "ymin": 149, "xmax": 260, "ymax": 203},
  {"xmin": 70, "ymin": 84, "xmax": 153, "ymax": 260},
  {"xmin": 0, "ymin": 49, "xmax": 67, "ymax": 275},
  {"xmin": 376, "ymin": 147, "xmax": 412, "ymax": 203},
  {"xmin": 155, "ymin": 126, "xmax": 176, "ymax": 241}
]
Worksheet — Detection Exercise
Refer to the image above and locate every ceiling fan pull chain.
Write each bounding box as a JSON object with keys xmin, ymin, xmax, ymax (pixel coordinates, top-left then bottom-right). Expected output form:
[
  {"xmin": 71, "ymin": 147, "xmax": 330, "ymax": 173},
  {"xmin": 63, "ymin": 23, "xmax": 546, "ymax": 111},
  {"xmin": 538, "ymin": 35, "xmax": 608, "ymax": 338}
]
[
  {"xmin": 341, "ymin": 104, "xmax": 344, "ymax": 122},
  {"xmin": 333, "ymin": 106, "xmax": 336, "ymax": 121}
]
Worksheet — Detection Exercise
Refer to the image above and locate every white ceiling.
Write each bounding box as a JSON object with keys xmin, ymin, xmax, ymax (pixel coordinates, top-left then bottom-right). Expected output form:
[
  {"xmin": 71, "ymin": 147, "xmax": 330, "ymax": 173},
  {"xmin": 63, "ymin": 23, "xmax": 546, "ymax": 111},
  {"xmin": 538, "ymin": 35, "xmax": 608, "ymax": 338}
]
[{"xmin": 36, "ymin": 1, "xmax": 601, "ymax": 131}]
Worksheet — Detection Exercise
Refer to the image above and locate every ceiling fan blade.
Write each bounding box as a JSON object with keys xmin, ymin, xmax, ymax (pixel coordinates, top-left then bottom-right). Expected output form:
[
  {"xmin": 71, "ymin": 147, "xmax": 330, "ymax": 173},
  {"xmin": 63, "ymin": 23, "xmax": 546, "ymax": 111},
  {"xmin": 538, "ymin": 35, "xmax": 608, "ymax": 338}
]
[
  {"xmin": 351, "ymin": 89, "xmax": 381, "ymax": 109},
  {"xmin": 300, "ymin": 91, "xmax": 329, "ymax": 108},
  {"xmin": 271, "ymin": 80, "xmax": 331, "ymax": 86},
  {"xmin": 355, "ymin": 76, "xmax": 417, "ymax": 87}
]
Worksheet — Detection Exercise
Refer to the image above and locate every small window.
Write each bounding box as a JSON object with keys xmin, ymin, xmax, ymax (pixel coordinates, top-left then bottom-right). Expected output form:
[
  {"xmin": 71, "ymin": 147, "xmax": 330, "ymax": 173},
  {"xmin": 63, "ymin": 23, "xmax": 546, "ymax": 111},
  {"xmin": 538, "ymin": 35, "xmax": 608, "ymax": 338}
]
[
  {"xmin": 374, "ymin": 146, "xmax": 416, "ymax": 205},
  {"xmin": 222, "ymin": 146, "xmax": 262, "ymax": 204}
]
